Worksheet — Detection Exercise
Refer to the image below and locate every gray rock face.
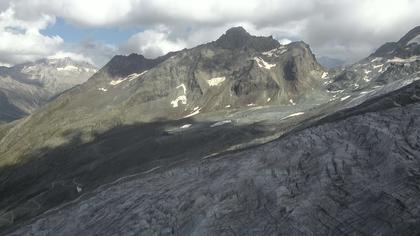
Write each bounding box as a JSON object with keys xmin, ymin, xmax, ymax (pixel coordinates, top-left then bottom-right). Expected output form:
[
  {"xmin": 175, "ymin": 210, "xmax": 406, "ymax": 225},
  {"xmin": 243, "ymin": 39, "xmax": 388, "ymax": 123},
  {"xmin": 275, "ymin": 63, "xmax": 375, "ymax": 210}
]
[{"xmin": 0, "ymin": 58, "xmax": 97, "ymax": 123}]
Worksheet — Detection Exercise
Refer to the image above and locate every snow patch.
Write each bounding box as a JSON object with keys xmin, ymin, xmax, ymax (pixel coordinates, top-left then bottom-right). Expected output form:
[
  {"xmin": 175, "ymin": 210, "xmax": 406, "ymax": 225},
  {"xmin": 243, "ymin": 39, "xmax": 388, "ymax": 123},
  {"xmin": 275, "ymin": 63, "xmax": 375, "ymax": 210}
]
[
  {"xmin": 364, "ymin": 69, "xmax": 371, "ymax": 74},
  {"xmin": 262, "ymin": 48, "xmax": 277, "ymax": 57},
  {"xmin": 373, "ymin": 64, "xmax": 383, "ymax": 69},
  {"xmin": 340, "ymin": 95, "xmax": 351, "ymax": 101},
  {"xmin": 180, "ymin": 124, "xmax": 192, "ymax": 129},
  {"xmin": 321, "ymin": 72, "xmax": 329, "ymax": 79},
  {"xmin": 261, "ymin": 47, "xmax": 287, "ymax": 57},
  {"xmin": 371, "ymin": 57, "xmax": 382, "ymax": 63},
  {"xmin": 110, "ymin": 78, "xmax": 127, "ymax": 85},
  {"xmin": 281, "ymin": 112, "xmax": 305, "ymax": 120},
  {"xmin": 360, "ymin": 90, "xmax": 374, "ymax": 94},
  {"xmin": 176, "ymin": 84, "xmax": 187, "ymax": 94},
  {"xmin": 289, "ymin": 99, "xmax": 296, "ymax": 105},
  {"xmin": 254, "ymin": 57, "xmax": 276, "ymax": 69},
  {"xmin": 110, "ymin": 71, "xmax": 148, "ymax": 85},
  {"xmin": 210, "ymin": 120, "xmax": 232, "ymax": 128},
  {"xmin": 128, "ymin": 70, "xmax": 148, "ymax": 81},
  {"xmin": 267, "ymin": 97, "xmax": 271, "ymax": 102},
  {"xmin": 98, "ymin": 87, "xmax": 107, "ymax": 92},
  {"xmin": 387, "ymin": 56, "xmax": 419, "ymax": 63},
  {"xmin": 171, "ymin": 84, "xmax": 188, "ymax": 108},
  {"xmin": 207, "ymin": 76, "xmax": 226, "ymax": 86},
  {"xmin": 225, "ymin": 105, "xmax": 231, "ymax": 108},
  {"xmin": 57, "ymin": 65, "xmax": 79, "ymax": 71},
  {"xmin": 247, "ymin": 103, "xmax": 255, "ymax": 107},
  {"xmin": 170, "ymin": 95, "xmax": 187, "ymax": 108},
  {"xmin": 184, "ymin": 109, "xmax": 201, "ymax": 118},
  {"xmin": 362, "ymin": 76, "xmax": 371, "ymax": 82},
  {"xmin": 76, "ymin": 186, "xmax": 82, "ymax": 193}
]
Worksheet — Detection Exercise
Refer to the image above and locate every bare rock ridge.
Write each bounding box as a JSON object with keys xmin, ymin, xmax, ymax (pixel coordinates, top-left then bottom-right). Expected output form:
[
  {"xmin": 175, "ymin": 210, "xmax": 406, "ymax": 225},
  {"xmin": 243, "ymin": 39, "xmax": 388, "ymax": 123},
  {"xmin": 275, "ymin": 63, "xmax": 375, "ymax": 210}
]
[{"xmin": 371, "ymin": 25, "xmax": 420, "ymax": 58}]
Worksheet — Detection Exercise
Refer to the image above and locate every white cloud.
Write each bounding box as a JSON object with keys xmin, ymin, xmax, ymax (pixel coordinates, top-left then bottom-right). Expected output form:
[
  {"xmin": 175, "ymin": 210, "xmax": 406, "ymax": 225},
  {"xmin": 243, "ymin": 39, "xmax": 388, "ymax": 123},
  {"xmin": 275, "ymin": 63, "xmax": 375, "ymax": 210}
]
[
  {"xmin": 48, "ymin": 51, "xmax": 95, "ymax": 65},
  {"xmin": 0, "ymin": 5, "xmax": 62, "ymax": 65},
  {"xmin": 119, "ymin": 28, "xmax": 187, "ymax": 58},
  {"xmin": 1, "ymin": 0, "xmax": 420, "ymax": 65}
]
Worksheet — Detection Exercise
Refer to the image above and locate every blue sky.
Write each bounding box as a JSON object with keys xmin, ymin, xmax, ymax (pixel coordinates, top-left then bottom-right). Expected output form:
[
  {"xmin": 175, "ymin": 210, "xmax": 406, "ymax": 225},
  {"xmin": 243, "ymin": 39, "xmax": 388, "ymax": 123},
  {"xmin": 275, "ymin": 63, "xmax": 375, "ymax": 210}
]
[{"xmin": 41, "ymin": 18, "xmax": 141, "ymax": 45}]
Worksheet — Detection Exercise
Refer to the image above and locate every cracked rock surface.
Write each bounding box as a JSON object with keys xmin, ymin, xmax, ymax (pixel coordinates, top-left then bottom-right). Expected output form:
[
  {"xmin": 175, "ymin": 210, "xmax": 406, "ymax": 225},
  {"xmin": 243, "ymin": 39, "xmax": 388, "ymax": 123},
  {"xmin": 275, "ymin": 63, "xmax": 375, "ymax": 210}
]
[{"xmin": 7, "ymin": 101, "xmax": 420, "ymax": 236}]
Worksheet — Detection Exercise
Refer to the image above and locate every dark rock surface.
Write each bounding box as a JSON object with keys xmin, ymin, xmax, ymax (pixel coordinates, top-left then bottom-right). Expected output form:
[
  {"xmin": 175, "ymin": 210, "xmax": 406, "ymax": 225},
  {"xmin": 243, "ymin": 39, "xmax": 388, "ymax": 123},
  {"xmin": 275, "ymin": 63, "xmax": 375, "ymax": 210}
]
[
  {"xmin": 215, "ymin": 26, "xmax": 280, "ymax": 51},
  {"xmin": 7, "ymin": 83, "xmax": 420, "ymax": 236}
]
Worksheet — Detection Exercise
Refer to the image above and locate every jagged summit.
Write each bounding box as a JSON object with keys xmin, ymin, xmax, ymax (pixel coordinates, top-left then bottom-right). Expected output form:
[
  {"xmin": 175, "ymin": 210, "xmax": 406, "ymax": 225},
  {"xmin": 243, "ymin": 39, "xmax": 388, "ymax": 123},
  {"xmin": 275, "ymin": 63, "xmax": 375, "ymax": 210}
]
[
  {"xmin": 215, "ymin": 26, "xmax": 280, "ymax": 51},
  {"xmin": 371, "ymin": 25, "xmax": 420, "ymax": 58}
]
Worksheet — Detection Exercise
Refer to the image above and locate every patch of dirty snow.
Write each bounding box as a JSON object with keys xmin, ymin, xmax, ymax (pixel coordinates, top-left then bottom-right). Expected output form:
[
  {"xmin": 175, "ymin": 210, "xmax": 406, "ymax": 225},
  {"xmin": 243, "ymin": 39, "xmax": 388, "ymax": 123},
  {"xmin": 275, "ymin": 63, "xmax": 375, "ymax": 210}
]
[
  {"xmin": 207, "ymin": 76, "xmax": 226, "ymax": 86},
  {"xmin": 210, "ymin": 120, "xmax": 232, "ymax": 128},
  {"xmin": 176, "ymin": 84, "xmax": 187, "ymax": 94},
  {"xmin": 289, "ymin": 99, "xmax": 296, "ymax": 105},
  {"xmin": 254, "ymin": 57, "xmax": 276, "ymax": 69},
  {"xmin": 171, "ymin": 95, "xmax": 187, "ymax": 108},
  {"xmin": 371, "ymin": 57, "xmax": 382, "ymax": 63},
  {"xmin": 340, "ymin": 95, "xmax": 351, "ymax": 101},
  {"xmin": 128, "ymin": 70, "xmax": 148, "ymax": 81},
  {"xmin": 281, "ymin": 112, "xmax": 305, "ymax": 120},
  {"xmin": 184, "ymin": 109, "xmax": 200, "ymax": 118},
  {"xmin": 57, "ymin": 65, "xmax": 79, "ymax": 71},
  {"xmin": 387, "ymin": 56, "xmax": 419, "ymax": 63},
  {"xmin": 180, "ymin": 124, "xmax": 192, "ymax": 129},
  {"xmin": 110, "ymin": 78, "xmax": 127, "ymax": 85}
]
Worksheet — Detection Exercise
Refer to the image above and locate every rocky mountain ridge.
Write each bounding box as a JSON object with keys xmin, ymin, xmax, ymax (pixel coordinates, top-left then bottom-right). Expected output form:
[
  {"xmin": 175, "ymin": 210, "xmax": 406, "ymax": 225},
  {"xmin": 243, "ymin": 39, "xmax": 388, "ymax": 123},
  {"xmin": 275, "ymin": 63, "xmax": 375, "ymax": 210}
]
[{"xmin": 0, "ymin": 57, "xmax": 97, "ymax": 123}]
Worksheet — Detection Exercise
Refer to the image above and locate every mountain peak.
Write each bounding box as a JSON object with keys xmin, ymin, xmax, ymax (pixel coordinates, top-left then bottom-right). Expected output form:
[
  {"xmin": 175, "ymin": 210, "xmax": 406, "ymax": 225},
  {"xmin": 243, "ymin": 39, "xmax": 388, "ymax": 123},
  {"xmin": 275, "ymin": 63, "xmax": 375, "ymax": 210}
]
[
  {"xmin": 215, "ymin": 26, "xmax": 279, "ymax": 52},
  {"xmin": 223, "ymin": 26, "xmax": 251, "ymax": 38}
]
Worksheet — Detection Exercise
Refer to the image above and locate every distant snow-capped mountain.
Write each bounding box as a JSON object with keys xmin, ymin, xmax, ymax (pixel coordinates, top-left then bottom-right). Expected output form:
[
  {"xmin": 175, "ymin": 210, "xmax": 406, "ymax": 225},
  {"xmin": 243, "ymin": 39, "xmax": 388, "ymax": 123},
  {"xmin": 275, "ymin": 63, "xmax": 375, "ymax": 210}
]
[{"xmin": 0, "ymin": 57, "xmax": 97, "ymax": 122}]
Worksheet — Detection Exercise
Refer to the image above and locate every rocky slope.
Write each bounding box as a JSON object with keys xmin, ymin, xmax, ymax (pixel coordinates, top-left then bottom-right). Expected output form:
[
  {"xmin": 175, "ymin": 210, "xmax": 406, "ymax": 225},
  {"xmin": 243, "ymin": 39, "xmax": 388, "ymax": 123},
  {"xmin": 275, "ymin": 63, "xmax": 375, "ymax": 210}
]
[
  {"xmin": 1, "ymin": 26, "xmax": 420, "ymax": 235},
  {"xmin": 0, "ymin": 27, "xmax": 326, "ymax": 167},
  {"xmin": 8, "ymin": 84, "xmax": 420, "ymax": 236},
  {"xmin": 0, "ymin": 58, "xmax": 97, "ymax": 123}
]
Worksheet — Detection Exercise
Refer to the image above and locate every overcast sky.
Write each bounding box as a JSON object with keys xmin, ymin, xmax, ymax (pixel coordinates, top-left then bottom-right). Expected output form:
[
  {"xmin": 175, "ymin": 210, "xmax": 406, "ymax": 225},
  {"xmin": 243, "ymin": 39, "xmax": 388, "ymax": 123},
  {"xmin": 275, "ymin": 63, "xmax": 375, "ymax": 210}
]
[{"xmin": 0, "ymin": 0, "xmax": 419, "ymax": 67}]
